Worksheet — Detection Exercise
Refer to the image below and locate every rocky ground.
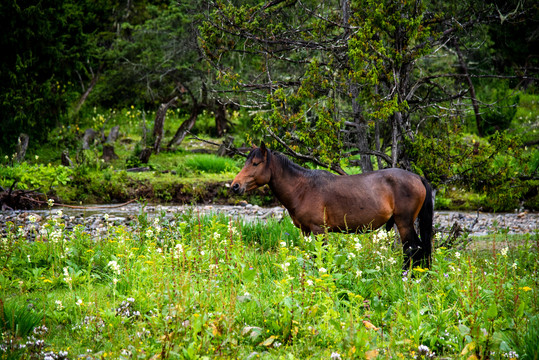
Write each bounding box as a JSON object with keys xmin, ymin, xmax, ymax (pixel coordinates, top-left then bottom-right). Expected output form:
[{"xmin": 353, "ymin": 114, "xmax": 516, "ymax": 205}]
[{"xmin": 1, "ymin": 203, "xmax": 537, "ymax": 239}]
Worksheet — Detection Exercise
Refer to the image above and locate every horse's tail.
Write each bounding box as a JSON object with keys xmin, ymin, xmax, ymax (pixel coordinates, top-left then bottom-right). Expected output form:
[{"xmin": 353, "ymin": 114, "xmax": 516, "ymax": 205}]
[{"xmin": 418, "ymin": 177, "xmax": 434, "ymax": 266}]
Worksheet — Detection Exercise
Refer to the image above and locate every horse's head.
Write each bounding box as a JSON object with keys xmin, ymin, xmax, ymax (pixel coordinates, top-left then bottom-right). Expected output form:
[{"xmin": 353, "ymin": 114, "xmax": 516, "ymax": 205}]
[{"xmin": 231, "ymin": 142, "xmax": 271, "ymax": 195}]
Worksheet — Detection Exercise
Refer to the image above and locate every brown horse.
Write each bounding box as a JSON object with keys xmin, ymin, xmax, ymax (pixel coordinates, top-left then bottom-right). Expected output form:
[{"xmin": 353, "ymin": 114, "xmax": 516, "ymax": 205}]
[{"xmin": 231, "ymin": 143, "xmax": 434, "ymax": 268}]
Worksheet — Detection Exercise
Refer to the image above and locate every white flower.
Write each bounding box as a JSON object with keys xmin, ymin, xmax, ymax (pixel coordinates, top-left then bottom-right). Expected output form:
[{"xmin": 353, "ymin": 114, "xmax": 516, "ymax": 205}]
[
  {"xmin": 354, "ymin": 242, "xmax": 362, "ymax": 251},
  {"xmin": 47, "ymin": 199, "xmax": 54, "ymax": 207},
  {"xmin": 455, "ymin": 251, "xmax": 461, "ymax": 259},
  {"xmin": 104, "ymin": 213, "xmax": 109, "ymax": 221},
  {"xmin": 173, "ymin": 243, "xmax": 184, "ymax": 259},
  {"xmin": 76, "ymin": 299, "xmax": 83, "ymax": 306},
  {"xmin": 57, "ymin": 210, "xmax": 63, "ymax": 218},
  {"xmin": 304, "ymin": 236, "xmax": 313, "ymax": 243},
  {"xmin": 63, "ymin": 267, "xmax": 72, "ymax": 284},
  {"xmin": 28, "ymin": 215, "xmax": 37, "ymax": 223},
  {"xmin": 145, "ymin": 228, "xmax": 154, "ymax": 238},
  {"xmin": 512, "ymin": 262, "xmax": 518, "ymax": 270},
  {"xmin": 27, "ymin": 255, "xmax": 31, "ymax": 263},
  {"xmin": 319, "ymin": 267, "xmax": 327, "ymax": 274},
  {"xmin": 330, "ymin": 352, "xmax": 341, "ymax": 360},
  {"xmin": 356, "ymin": 270, "xmax": 363, "ymax": 278},
  {"xmin": 500, "ymin": 247, "xmax": 508, "ymax": 256},
  {"xmin": 107, "ymin": 260, "xmax": 121, "ymax": 275},
  {"xmin": 113, "ymin": 278, "xmax": 118, "ymax": 285},
  {"xmin": 35, "ymin": 155, "xmax": 39, "ymax": 160},
  {"xmin": 306, "ymin": 279, "xmax": 314, "ymax": 286},
  {"xmin": 347, "ymin": 252, "xmax": 356, "ymax": 260},
  {"xmin": 55, "ymin": 300, "xmax": 64, "ymax": 311},
  {"xmin": 281, "ymin": 262, "xmax": 290, "ymax": 272},
  {"xmin": 280, "ymin": 241, "xmax": 286, "ymax": 247},
  {"xmin": 213, "ymin": 232, "xmax": 221, "ymax": 240}
]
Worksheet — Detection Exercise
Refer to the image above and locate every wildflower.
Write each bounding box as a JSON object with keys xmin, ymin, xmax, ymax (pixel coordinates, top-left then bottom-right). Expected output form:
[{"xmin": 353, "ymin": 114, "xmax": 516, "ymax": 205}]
[
  {"xmin": 388, "ymin": 257, "xmax": 397, "ymax": 265},
  {"xmin": 319, "ymin": 267, "xmax": 327, "ymax": 273},
  {"xmin": 347, "ymin": 252, "xmax": 356, "ymax": 260},
  {"xmin": 28, "ymin": 215, "xmax": 37, "ymax": 223},
  {"xmin": 113, "ymin": 278, "xmax": 118, "ymax": 285},
  {"xmin": 76, "ymin": 299, "xmax": 84, "ymax": 306},
  {"xmin": 500, "ymin": 247, "xmax": 508, "ymax": 256},
  {"xmin": 280, "ymin": 241, "xmax": 287, "ymax": 247},
  {"xmin": 35, "ymin": 155, "xmax": 39, "ymax": 161},
  {"xmin": 213, "ymin": 232, "xmax": 221, "ymax": 240},
  {"xmin": 63, "ymin": 267, "xmax": 72, "ymax": 285},
  {"xmin": 27, "ymin": 255, "xmax": 31, "ymax": 262},
  {"xmin": 455, "ymin": 251, "xmax": 461, "ymax": 259},
  {"xmin": 104, "ymin": 213, "xmax": 109, "ymax": 221},
  {"xmin": 354, "ymin": 242, "xmax": 362, "ymax": 251},
  {"xmin": 375, "ymin": 265, "xmax": 381, "ymax": 271},
  {"xmin": 512, "ymin": 262, "xmax": 518, "ymax": 270},
  {"xmin": 145, "ymin": 228, "xmax": 154, "ymax": 238},
  {"xmin": 356, "ymin": 270, "xmax": 363, "ymax": 278},
  {"xmin": 330, "ymin": 352, "xmax": 341, "ymax": 360},
  {"xmin": 519, "ymin": 286, "xmax": 532, "ymax": 292},
  {"xmin": 47, "ymin": 199, "xmax": 54, "ymax": 207},
  {"xmin": 107, "ymin": 260, "xmax": 121, "ymax": 275},
  {"xmin": 281, "ymin": 262, "xmax": 290, "ymax": 272},
  {"xmin": 304, "ymin": 235, "xmax": 313, "ymax": 243},
  {"xmin": 57, "ymin": 209, "xmax": 63, "ymax": 218},
  {"xmin": 307, "ymin": 279, "xmax": 314, "ymax": 286},
  {"xmin": 174, "ymin": 243, "xmax": 184, "ymax": 259},
  {"xmin": 55, "ymin": 300, "xmax": 64, "ymax": 311}
]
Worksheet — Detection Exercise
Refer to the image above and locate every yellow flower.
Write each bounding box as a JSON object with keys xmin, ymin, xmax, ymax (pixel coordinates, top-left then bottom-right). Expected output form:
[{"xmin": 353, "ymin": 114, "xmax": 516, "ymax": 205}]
[
  {"xmin": 519, "ymin": 286, "xmax": 532, "ymax": 292},
  {"xmin": 413, "ymin": 267, "xmax": 427, "ymax": 272},
  {"xmin": 86, "ymin": 249, "xmax": 94, "ymax": 253},
  {"xmin": 43, "ymin": 279, "xmax": 52, "ymax": 283}
]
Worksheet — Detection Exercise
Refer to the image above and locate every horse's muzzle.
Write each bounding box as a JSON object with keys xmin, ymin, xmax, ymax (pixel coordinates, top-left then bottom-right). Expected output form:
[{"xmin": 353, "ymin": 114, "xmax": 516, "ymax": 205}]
[{"xmin": 231, "ymin": 182, "xmax": 244, "ymax": 195}]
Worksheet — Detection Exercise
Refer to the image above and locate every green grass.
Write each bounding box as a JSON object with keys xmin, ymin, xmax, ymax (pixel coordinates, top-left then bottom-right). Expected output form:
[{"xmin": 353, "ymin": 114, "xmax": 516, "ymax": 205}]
[{"xmin": 1, "ymin": 210, "xmax": 538, "ymax": 359}]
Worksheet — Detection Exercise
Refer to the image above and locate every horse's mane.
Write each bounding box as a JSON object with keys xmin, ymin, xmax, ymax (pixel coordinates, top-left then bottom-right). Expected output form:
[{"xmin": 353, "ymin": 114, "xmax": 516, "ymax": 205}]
[{"xmin": 272, "ymin": 151, "xmax": 308, "ymax": 174}]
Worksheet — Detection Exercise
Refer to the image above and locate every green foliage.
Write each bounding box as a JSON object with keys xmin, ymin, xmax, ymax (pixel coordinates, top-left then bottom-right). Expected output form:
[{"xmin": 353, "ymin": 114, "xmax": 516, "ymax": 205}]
[
  {"xmin": 409, "ymin": 129, "xmax": 538, "ymax": 211},
  {"xmin": 0, "ymin": 161, "xmax": 73, "ymax": 193},
  {"xmin": 1, "ymin": 211, "xmax": 537, "ymax": 358},
  {"xmin": 184, "ymin": 154, "xmax": 240, "ymax": 174}
]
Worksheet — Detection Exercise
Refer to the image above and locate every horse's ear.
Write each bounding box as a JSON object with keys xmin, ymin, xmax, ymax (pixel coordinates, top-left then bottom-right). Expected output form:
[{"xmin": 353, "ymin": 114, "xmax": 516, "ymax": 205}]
[{"xmin": 260, "ymin": 141, "xmax": 266, "ymax": 153}]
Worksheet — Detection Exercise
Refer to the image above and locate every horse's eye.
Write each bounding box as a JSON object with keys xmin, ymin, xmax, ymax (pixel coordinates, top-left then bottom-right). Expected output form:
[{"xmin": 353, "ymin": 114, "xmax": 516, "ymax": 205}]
[{"xmin": 252, "ymin": 162, "xmax": 260, "ymax": 167}]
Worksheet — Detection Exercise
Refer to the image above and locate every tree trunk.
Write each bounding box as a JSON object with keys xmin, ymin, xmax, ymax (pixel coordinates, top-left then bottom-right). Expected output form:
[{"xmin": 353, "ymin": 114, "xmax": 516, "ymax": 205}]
[
  {"xmin": 139, "ymin": 148, "xmax": 152, "ymax": 164},
  {"xmin": 82, "ymin": 129, "xmax": 98, "ymax": 150},
  {"xmin": 102, "ymin": 145, "xmax": 119, "ymax": 162},
  {"xmin": 153, "ymin": 97, "xmax": 178, "ymax": 154},
  {"xmin": 391, "ymin": 113, "xmax": 400, "ymax": 168},
  {"xmin": 106, "ymin": 126, "xmax": 120, "ymax": 144},
  {"xmin": 168, "ymin": 104, "xmax": 200, "ymax": 148},
  {"xmin": 74, "ymin": 65, "xmax": 103, "ymax": 113},
  {"xmin": 454, "ymin": 39, "xmax": 483, "ymax": 136},
  {"xmin": 350, "ymin": 84, "xmax": 373, "ymax": 172},
  {"xmin": 215, "ymin": 101, "xmax": 228, "ymax": 137},
  {"xmin": 15, "ymin": 133, "xmax": 29, "ymax": 163},
  {"xmin": 61, "ymin": 150, "xmax": 73, "ymax": 167}
]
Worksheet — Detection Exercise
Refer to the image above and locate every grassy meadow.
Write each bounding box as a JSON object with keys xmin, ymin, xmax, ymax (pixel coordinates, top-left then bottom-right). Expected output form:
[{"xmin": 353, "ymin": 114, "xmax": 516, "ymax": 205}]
[{"xmin": 1, "ymin": 206, "xmax": 538, "ymax": 359}]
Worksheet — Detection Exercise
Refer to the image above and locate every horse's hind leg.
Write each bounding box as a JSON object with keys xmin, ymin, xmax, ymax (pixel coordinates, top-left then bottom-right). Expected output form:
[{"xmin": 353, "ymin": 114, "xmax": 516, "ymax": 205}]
[{"xmin": 394, "ymin": 217, "xmax": 426, "ymax": 269}]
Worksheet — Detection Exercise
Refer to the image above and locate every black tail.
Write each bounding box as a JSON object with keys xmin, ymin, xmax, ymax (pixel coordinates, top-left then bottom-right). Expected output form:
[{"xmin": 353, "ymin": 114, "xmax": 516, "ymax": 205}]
[{"xmin": 418, "ymin": 177, "xmax": 434, "ymax": 267}]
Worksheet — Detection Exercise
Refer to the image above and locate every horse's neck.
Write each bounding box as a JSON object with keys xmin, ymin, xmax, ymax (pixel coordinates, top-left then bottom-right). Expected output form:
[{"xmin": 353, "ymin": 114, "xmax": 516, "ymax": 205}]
[{"xmin": 268, "ymin": 156, "xmax": 309, "ymax": 214}]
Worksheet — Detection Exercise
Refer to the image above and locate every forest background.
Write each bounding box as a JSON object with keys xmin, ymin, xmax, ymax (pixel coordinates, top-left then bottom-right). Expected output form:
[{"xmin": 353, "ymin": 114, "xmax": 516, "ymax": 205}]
[{"xmin": 0, "ymin": 0, "xmax": 538, "ymax": 211}]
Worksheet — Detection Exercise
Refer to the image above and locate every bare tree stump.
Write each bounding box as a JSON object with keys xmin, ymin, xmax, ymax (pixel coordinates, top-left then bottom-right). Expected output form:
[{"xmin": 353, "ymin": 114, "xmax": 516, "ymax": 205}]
[
  {"xmin": 217, "ymin": 136, "xmax": 235, "ymax": 156},
  {"xmin": 139, "ymin": 148, "xmax": 152, "ymax": 164},
  {"xmin": 102, "ymin": 145, "xmax": 119, "ymax": 162},
  {"xmin": 106, "ymin": 125, "xmax": 120, "ymax": 144},
  {"xmin": 15, "ymin": 133, "xmax": 29, "ymax": 162},
  {"xmin": 82, "ymin": 129, "xmax": 98, "ymax": 149},
  {"xmin": 153, "ymin": 97, "xmax": 178, "ymax": 154},
  {"xmin": 61, "ymin": 150, "xmax": 73, "ymax": 167}
]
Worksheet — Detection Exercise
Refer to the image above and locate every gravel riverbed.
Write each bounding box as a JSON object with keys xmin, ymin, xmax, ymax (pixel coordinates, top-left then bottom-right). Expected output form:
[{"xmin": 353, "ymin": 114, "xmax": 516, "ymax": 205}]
[{"xmin": 1, "ymin": 203, "xmax": 537, "ymax": 238}]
